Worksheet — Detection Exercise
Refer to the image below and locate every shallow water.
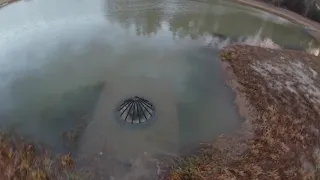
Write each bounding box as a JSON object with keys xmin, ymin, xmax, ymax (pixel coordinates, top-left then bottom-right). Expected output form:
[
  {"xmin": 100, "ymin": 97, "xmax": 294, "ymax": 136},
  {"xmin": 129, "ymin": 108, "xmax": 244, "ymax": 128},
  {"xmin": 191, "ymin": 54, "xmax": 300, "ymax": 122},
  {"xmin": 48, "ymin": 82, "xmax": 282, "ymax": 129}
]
[{"xmin": 0, "ymin": 0, "xmax": 319, "ymax": 179}]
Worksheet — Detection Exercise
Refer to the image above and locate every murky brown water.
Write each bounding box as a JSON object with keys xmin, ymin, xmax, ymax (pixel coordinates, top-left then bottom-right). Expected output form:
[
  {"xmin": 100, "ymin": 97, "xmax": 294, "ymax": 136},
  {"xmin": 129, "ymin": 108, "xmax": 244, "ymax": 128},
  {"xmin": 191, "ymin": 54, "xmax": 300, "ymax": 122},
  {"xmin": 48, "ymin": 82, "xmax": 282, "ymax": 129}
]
[{"xmin": 0, "ymin": 0, "xmax": 319, "ymax": 179}]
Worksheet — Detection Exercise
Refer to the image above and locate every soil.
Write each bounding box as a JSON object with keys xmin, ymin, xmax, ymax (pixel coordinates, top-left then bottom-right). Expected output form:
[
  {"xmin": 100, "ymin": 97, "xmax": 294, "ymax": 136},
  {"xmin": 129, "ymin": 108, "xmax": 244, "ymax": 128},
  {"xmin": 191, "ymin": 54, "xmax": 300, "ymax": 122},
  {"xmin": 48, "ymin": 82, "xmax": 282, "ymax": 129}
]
[{"xmin": 166, "ymin": 45, "xmax": 320, "ymax": 180}]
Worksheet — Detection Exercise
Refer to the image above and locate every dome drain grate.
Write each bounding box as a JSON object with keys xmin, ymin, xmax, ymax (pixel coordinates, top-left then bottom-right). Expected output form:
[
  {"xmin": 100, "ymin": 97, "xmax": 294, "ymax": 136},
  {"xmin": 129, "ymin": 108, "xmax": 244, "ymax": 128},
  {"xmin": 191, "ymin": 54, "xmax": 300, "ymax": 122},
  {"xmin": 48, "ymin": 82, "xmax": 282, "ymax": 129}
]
[{"xmin": 116, "ymin": 96, "xmax": 155, "ymax": 124}]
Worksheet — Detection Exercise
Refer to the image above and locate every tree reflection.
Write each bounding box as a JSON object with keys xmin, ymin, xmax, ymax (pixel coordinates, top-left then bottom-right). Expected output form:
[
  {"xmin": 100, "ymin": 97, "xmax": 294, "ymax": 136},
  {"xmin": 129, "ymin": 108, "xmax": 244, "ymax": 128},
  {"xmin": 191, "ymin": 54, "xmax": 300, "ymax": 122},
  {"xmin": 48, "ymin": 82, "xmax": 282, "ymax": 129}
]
[
  {"xmin": 169, "ymin": 6, "xmax": 218, "ymax": 39},
  {"xmin": 104, "ymin": 0, "xmax": 263, "ymax": 39},
  {"xmin": 105, "ymin": 0, "xmax": 163, "ymax": 36},
  {"xmin": 105, "ymin": 0, "xmax": 218, "ymax": 38},
  {"xmin": 103, "ymin": 0, "xmax": 320, "ymax": 51},
  {"xmin": 135, "ymin": 10, "xmax": 162, "ymax": 36}
]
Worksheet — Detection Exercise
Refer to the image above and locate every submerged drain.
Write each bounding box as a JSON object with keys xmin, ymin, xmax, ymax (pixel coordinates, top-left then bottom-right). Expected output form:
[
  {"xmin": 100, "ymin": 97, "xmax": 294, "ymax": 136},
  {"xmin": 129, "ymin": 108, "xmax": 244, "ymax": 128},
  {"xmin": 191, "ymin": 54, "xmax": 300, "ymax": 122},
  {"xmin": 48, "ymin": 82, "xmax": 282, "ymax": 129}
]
[{"xmin": 116, "ymin": 96, "xmax": 155, "ymax": 125}]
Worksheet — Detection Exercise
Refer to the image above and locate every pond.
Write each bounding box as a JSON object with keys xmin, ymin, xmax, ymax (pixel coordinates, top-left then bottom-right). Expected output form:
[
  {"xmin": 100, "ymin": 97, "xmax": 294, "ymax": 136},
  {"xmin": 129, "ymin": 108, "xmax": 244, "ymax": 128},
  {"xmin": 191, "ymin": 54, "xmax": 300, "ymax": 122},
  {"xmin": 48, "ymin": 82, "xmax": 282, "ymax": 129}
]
[{"xmin": 0, "ymin": 0, "xmax": 319, "ymax": 179}]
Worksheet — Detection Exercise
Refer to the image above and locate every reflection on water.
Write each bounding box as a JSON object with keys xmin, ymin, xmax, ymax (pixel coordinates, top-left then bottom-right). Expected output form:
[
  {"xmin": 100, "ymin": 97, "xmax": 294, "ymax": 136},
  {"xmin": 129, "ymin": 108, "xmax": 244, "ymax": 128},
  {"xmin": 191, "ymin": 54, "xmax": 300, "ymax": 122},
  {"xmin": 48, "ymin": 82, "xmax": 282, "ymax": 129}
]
[
  {"xmin": 107, "ymin": 0, "xmax": 164, "ymax": 36},
  {"xmin": 0, "ymin": 0, "xmax": 319, "ymax": 179},
  {"xmin": 105, "ymin": 0, "xmax": 320, "ymax": 51}
]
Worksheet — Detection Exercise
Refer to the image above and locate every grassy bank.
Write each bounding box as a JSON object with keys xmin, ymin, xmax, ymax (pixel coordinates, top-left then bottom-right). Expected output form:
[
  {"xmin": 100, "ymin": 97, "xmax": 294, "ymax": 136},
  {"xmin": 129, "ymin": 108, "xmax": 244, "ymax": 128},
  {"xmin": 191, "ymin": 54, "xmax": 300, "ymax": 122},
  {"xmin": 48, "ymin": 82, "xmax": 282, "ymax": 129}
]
[
  {"xmin": 0, "ymin": 131, "xmax": 77, "ymax": 180},
  {"xmin": 165, "ymin": 45, "xmax": 320, "ymax": 180}
]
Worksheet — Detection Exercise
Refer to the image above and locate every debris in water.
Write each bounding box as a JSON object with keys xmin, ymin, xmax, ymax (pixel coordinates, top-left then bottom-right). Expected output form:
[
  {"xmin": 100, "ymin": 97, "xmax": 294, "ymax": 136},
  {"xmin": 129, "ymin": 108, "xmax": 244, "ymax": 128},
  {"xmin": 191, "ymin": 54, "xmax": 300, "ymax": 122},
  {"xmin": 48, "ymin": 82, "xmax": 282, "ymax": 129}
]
[{"xmin": 61, "ymin": 153, "xmax": 74, "ymax": 169}]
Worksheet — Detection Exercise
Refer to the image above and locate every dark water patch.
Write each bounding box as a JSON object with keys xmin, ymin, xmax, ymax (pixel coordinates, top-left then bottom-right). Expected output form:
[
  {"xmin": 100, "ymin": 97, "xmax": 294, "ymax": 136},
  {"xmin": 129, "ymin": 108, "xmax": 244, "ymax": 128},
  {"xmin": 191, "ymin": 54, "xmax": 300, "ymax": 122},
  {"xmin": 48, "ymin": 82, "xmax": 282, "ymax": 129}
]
[{"xmin": 0, "ymin": 82, "xmax": 104, "ymax": 153}]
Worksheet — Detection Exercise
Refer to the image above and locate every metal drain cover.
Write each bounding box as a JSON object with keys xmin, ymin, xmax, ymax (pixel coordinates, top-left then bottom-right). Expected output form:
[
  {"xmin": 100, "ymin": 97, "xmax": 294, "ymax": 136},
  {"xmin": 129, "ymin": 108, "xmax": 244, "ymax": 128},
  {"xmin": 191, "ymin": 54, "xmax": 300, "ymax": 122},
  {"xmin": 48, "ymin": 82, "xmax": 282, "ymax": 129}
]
[{"xmin": 116, "ymin": 96, "xmax": 155, "ymax": 125}]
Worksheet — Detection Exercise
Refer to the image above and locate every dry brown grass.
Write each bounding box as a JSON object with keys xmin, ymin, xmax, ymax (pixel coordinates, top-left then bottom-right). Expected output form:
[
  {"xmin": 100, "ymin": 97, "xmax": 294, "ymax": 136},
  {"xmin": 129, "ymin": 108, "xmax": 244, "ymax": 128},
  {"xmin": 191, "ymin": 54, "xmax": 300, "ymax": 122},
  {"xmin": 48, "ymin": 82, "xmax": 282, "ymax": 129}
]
[
  {"xmin": 0, "ymin": 131, "xmax": 78, "ymax": 180},
  {"xmin": 165, "ymin": 45, "xmax": 320, "ymax": 180}
]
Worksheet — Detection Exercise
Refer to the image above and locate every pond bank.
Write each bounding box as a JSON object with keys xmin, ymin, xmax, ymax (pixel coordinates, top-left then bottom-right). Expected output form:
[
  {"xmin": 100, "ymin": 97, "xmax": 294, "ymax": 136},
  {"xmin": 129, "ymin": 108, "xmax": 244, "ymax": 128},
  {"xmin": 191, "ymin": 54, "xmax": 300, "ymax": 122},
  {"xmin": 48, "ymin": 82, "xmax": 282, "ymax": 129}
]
[
  {"xmin": 165, "ymin": 45, "xmax": 320, "ymax": 180},
  {"xmin": 233, "ymin": 0, "xmax": 320, "ymax": 41},
  {"xmin": 0, "ymin": 130, "xmax": 77, "ymax": 180}
]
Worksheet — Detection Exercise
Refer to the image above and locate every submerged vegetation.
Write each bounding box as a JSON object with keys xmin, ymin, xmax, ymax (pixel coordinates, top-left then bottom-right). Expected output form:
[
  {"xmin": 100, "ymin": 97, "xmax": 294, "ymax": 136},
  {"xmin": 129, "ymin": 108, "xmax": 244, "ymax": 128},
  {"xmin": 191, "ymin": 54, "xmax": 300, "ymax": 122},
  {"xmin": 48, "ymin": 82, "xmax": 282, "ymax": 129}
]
[
  {"xmin": 166, "ymin": 45, "xmax": 320, "ymax": 179},
  {"xmin": 0, "ymin": 83, "xmax": 104, "ymax": 179},
  {"xmin": 0, "ymin": 131, "xmax": 77, "ymax": 180}
]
